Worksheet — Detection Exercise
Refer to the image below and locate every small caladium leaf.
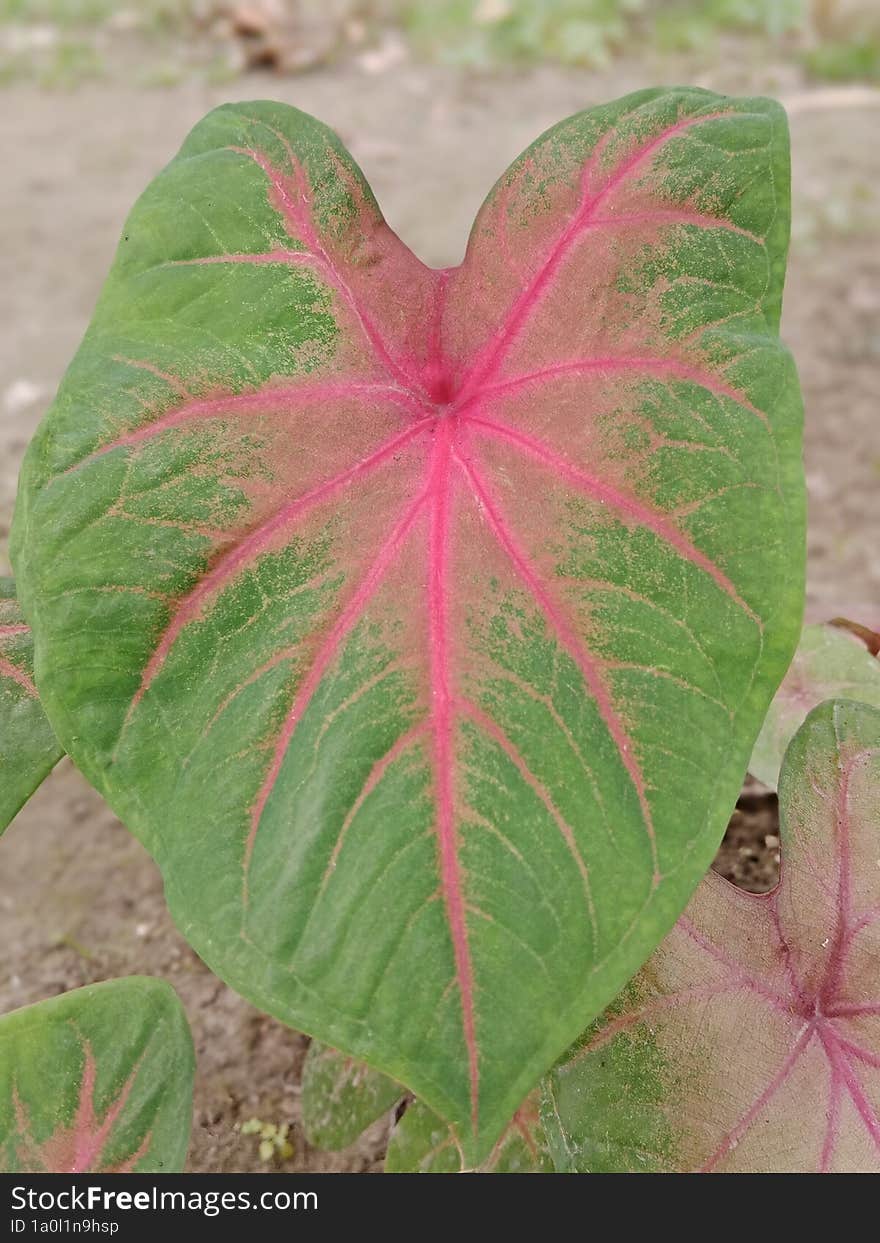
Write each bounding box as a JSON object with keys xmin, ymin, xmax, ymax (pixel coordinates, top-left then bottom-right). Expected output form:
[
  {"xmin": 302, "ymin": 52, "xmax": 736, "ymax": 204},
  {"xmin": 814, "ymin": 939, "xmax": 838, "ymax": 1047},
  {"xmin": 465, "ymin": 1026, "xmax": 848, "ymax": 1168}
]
[
  {"xmin": 0, "ymin": 578, "xmax": 63, "ymax": 834},
  {"xmin": 542, "ymin": 699, "xmax": 880, "ymax": 1173},
  {"xmin": 12, "ymin": 90, "xmax": 804, "ymax": 1160},
  {"xmin": 0, "ymin": 977, "xmax": 194, "ymax": 1173},
  {"xmin": 750, "ymin": 624, "xmax": 880, "ymax": 789},
  {"xmin": 386, "ymin": 1094, "xmax": 551, "ymax": 1173},
  {"xmin": 301, "ymin": 1041, "xmax": 402, "ymax": 1151}
]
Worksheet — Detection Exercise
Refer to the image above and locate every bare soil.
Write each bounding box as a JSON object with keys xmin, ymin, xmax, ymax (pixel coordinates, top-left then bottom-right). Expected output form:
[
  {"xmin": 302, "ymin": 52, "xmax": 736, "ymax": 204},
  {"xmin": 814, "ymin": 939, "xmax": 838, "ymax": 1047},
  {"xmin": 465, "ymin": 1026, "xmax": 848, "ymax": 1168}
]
[
  {"xmin": 1, "ymin": 52, "xmax": 877, "ymax": 1171},
  {"xmin": 713, "ymin": 779, "xmax": 780, "ymax": 894}
]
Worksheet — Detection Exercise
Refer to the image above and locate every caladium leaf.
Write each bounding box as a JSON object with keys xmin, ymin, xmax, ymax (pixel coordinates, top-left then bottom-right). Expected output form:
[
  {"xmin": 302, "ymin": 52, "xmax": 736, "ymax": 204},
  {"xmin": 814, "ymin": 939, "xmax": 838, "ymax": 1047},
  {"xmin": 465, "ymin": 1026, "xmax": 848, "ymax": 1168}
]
[
  {"xmin": 386, "ymin": 1093, "xmax": 551, "ymax": 1173},
  {"xmin": 542, "ymin": 699, "xmax": 880, "ymax": 1173},
  {"xmin": 12, "ymin": 89, "xmax": 804, "ymax": 1160},
  {"xmin": 301, "ymin": 1041, "xmax": 402, "ymax": 1151},
  {"xmin": 750, "ymin": 624, "xmax": 880, "ymax": 789},
  {"xmin": 0, "ymin": 578, "xmax": 63, "ymax": 834},
  {"xmin": 0, "ymin": 977, "xmax": 194, "ymax": 1173}
]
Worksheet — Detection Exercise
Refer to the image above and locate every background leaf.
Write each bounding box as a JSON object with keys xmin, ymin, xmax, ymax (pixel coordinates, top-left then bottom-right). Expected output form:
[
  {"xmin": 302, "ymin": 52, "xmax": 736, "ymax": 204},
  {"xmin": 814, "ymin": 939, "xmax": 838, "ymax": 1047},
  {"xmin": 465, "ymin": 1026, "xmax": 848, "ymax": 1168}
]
[
  {"xmin": 0, "ymin": 578, "xmax": 63, "ymax": 834},
  {"xmin": 750, "ymin": 623, "xmax": 880, "ymax": 788},
  {"xmin": 0, "ymin": 976, "xmax": 194, "ymax": 1173},
  {"xmin": 301, "ymin": 1041, "xmax": 402, "ymax": 1151},
  {"xmin": 542, "ymin": 699, "xmax": 880, "ymax": 1173},
  {"xmin": 13, "ymin": 89, "xmax": 804, "ymax": 1160},
  {"xmin": 386, "ymin": 1093, "xmax": 550, "ymax": 1172}
]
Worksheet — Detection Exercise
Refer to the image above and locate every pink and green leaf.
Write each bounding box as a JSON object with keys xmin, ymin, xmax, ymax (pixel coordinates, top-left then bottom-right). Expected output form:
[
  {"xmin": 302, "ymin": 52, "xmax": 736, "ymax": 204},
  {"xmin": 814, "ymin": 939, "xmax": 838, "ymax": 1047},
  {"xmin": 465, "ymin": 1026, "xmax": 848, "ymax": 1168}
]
[
  {"xmin": 301, "ymin": 1041, "xmax": 403, "ymax": 1151},
  {"xmin": 750, "ymin": 624, "xmax": 880, "ymax": 789},
  {"xmin": 386, "ymin": 1093, "xmax": 550, "ymax": 1173},
  {"xmin": 0, "ymin": 578, "xmax": 63, "ymax": 834},
  {"xmin": 542, "ymin": 699, "xmax": 880, "ymax": 1173},
  {"xmin": 12, "ymin": 90, "xmax": 804, "ymax": 1161},
  {"xmin": 0, "ymin": 977, "xmax": 194, "ymax": 1173}
]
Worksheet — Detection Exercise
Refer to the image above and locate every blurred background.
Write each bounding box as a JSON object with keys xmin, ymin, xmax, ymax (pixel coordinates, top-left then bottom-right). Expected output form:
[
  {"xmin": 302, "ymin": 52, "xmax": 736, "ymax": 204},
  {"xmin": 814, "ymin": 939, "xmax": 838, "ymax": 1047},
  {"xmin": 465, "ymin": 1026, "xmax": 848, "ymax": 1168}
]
[{"xmin": 1, "ymin": 0, "xmax": 878, "ymax": 1171}]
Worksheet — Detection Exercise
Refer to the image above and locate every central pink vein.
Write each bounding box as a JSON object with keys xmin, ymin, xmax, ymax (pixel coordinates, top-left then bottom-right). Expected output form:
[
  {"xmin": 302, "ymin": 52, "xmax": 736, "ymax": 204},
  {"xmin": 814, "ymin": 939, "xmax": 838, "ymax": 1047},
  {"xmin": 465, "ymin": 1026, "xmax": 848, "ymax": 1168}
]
[{"xmin": 427, "ymin": 419, "xmax": 480, "ymax": 1128}]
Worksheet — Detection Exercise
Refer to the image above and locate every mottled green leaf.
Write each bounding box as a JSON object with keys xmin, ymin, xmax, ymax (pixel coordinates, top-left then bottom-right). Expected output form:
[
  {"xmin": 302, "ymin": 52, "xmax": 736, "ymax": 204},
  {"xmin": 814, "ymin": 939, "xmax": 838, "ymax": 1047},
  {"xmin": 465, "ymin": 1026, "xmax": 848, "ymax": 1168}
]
[
  {"xmin": 13, "ymin": 89, "xmax": 804, "ymax": 1161},
  {"xmin": 0, "ymin": 578, "xmax": 63, "ymax": 834},
  {"xmin": 751, "ymin": 623, "xmax": 880, "ymax": 788},
  {"xmin": 386, "ymin": 1093, "xmax": 551, "ymax": 1173},
  {"xmin": 543, "ymin": 700, "xmax": 880, "ymax": 1173},
  {"xmin": 301, "ymin": 1041, "xmax": 402, "ymax": 1151},
  {"xmin": 0, "ymin": 977, "xmax": 194, "ymax": 1173}
]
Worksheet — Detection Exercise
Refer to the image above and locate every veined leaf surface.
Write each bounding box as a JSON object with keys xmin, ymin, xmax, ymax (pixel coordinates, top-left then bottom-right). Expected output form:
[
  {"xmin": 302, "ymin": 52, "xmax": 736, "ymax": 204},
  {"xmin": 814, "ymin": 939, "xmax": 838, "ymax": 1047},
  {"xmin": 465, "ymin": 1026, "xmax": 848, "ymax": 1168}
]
[
  {"xmin": 0, "ymin": 977, "xmax": 194, "ymax": 1173},
  {"xmin": 750, "ymin": 624, "xmax": 880, "ymax": 789},
  {"xmin": 543, "ymin": 701, "xmax": 880, "ymax": 1173},
  {"xmin": 0, "ymin": 578, "xmax": 63, "ymax": 834},
  {"xmin": 13, "ymin": 90, "xmax": 804, "ymax": 1160}
]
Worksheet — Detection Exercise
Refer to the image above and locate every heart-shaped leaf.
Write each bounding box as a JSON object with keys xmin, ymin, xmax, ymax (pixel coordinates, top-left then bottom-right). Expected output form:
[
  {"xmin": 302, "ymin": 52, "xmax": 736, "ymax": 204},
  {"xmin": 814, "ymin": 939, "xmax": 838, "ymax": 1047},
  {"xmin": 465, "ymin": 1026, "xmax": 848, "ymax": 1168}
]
[
  {"xmin": 750, "ymin": 624, "xmax": 880, "ymax": 789},
  {"xmin": 13, "ymin": 90, "xmax": 804, "ymax": 1160},
  {"xmin": 386, "ymin": 1094, "xmax": 550, "ymax": 1173},
  {"xmin": 301, "ymin": 1041, "xmax": 402, "ymax": 1151},
  {"xmin": 542, "ymin": 699, "xmax": 880, "ymax": 1173},
  {"xmin": 0, "ymin": 578, "xmax": 63, "ymax": 834},
  {"xmin": 0, "ymin": 977, "xmax": 194, "ymax": 1173}
]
